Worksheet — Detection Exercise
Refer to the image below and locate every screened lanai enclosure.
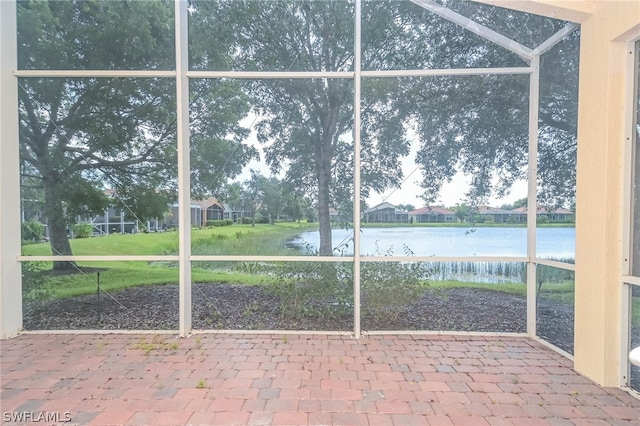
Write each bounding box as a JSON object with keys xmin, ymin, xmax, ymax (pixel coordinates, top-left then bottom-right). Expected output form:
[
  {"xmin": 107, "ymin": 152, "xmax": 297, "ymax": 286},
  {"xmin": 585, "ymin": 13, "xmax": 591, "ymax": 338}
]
[{"xmin": 3, "ymin": 0, "xmax": 640, "ymax": 393}]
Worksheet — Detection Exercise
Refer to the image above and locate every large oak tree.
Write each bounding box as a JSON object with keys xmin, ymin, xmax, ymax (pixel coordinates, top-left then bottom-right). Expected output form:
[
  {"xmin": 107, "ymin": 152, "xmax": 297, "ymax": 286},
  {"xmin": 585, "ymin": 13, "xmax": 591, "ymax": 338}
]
[
  {"xmin": 191, "ymin": 0, "xmax": 578, "ymax": 255},
  {"xmin": 18, "ymin": 0, "xmax": 254, "ymax": 269}
]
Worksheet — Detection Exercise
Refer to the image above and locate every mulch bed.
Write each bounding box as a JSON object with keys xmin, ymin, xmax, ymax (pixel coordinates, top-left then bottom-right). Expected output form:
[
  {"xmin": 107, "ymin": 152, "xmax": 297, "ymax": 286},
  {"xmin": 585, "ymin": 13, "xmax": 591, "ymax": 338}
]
[{"xmin": 23, "ymin": 283, "xmax": 575, "ymax": 353}]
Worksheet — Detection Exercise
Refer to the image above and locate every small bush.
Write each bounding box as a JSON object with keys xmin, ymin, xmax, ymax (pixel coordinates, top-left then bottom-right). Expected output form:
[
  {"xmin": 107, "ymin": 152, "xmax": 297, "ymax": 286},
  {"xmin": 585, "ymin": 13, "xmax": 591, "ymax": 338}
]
[
  {"xmin": 206, "ymin": 219, "xmax": 233, "ymax": 227},
  {"xmin": 506, "ymin": 215, "xmax": 519, "ymax": 224},
  {"xmin": 22, "ymin": 220, "xmax": 45, "ymax": 242},
  {"xmin": 22, "ymin": 260, "xmax": 53, "ymax": 300},
  {"xmin": 241, "ymin": 217, "xmax": 254, "ymax": 225},
  {"xmin": 72, "ymin": 222, "xmax": 93, "ymax": 238},
  {"xmin": 268, "ymin": 244, "xmax": 429, "ymax": 324},
  {"xmin": 537, "ymin": 214, "xmax": 549, "ymax": 224},
  {"xmin": 253, "ymin": 213, "xmax": 270, "ymax": 224}
]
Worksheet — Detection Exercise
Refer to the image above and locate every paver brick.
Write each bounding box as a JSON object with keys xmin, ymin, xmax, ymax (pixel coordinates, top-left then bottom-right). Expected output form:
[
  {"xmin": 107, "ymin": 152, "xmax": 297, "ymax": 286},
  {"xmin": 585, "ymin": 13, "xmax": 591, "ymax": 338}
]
[{"xmin": 2, "ymin": 333, "xmax": 640, "ymax": 426}]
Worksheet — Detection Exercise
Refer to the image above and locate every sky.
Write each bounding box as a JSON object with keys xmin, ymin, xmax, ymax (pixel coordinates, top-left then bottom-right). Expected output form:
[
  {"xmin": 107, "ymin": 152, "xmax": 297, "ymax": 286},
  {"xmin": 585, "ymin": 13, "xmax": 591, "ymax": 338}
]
[{"xmin": 235, "ymin": 116, "xmax": 529, "ymax": 210}]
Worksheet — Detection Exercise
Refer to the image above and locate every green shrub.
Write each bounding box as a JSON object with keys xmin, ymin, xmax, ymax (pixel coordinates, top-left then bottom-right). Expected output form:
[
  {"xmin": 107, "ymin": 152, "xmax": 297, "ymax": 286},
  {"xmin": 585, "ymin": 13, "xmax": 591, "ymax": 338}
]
[
  {"xmin": 241, "ymin": 217, "xmax": 253, "ymax": 225},
  {"xmin": 72, "ymin": 222, "xmax": 93, "ymax": 238},
  {"xmin": 206, "ymin": 219, "xmax": 233, "ymax": 227},
  {"xmin": 361, "ymin": 261, "xmax": 429, "ymax": 322},
  {"xmin": 506, "ymin": 215, "xmax": 519, "ymax": 224},
  {"xmin": 253, "ymin": 213, "xmax": 269, "ymax": 224},
  {"xmin": 21, "ymin": 220, "xmax": 45, "ymax": 242},
  {"xmin": 537, "ymin": 214, "xmax": 549, "ymax": 224},
  {"xmin": 268, "ymin": 244, "xmax": 429, "ymax": 324},
  {"xmin": 22, "ymin": 260, "xmax": 53, "ymax": 300}
]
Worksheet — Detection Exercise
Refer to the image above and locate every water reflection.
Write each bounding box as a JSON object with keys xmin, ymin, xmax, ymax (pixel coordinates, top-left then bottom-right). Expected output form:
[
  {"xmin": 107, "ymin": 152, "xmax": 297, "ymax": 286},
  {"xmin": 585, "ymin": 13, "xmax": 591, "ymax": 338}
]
[{"xmin": 294, "ymin": 227, "xmax": 575, "ymax": 258}]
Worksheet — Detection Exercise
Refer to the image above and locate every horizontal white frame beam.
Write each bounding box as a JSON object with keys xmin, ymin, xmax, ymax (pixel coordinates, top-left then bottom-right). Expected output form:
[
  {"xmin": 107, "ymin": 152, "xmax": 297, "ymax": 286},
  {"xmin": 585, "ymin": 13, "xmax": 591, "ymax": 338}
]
[
  {"xmin": 531, "ymin": 335, "xmax": 575, "ymax": 360},
  {"xmin": 15, "ymin": 255, "xmax": 561, "ymax": 264},
  {"xmin": 22, "ymin": 329, "xmax": 178, "ymax": 335},
  {"xmin": 17, "ymin": 255, "xmax": 179, "ymax": 262},
  {"xmin": 363, "ymin": 330, "xmax": 528, "ymax": 337},
  {"xmin": 13, "ymin": 67, "xmax": 533, "ymax": 80},
  {"xmin": 191, "ymin": 255, "xmax": 354, "ymax": 262},
  {"xmin": 361, "ymin": 67, "xmax": 531, "ymax": 77},
  {"xmin": 360, "ymin": 255, "xmax": 528, "ymax": 263},
  {"xmin": 410, "ymin": 0, "xmax": 533, "ymax": 61},
  {"xmin": 188, "ymin": 71, "xmax": 353, "ymax": 79},
  {"xmin": 14, "ymin": 70, "xmax": 176, "ymax": 78},
  {"xmin": 190, "ymin": 329, "xmax": 354, "ymax": 336},
  {"xmin": 533, "ymin": 258, "xmax": 576, "ymax": 271},
  {"xmin": 623, "ymin": 275, "xmax": 640, "ymax": 286}
]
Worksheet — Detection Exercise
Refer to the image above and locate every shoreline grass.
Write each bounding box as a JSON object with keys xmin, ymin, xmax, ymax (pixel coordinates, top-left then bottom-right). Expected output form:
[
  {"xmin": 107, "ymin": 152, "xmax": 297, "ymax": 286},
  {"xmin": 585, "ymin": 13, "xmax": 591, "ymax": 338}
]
[{"xmin": 21, "ymin": 221, "xmax": 576, "ymax": 303}]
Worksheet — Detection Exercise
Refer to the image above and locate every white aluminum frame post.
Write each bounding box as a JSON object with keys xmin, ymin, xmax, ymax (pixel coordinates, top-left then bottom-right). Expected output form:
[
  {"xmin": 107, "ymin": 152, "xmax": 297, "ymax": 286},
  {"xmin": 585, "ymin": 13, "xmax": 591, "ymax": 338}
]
[
  {"xmin": 0, "ymin": 0, "xmax": 22, "ymax": 339},
  {"xmin": 176, "ymin": 0, "xmax": 192, "ymax": 336},
  {"xmin": 527, "ymin": 54, "xmax": 540, "ymax": 336},
  {"xmin": 353, "ymin": 0, "xmax": 363, "ymax": 339}
]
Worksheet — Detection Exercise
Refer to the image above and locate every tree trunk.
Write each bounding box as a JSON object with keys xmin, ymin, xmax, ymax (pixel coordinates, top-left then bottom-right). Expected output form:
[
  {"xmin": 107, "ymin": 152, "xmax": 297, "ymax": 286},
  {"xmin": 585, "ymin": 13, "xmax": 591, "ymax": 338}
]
[
  {"xmin": 43, "ymin": 178, "xmax": 77, "ymax": 271},
  {"xmin": 317, "ymin": 155, "xmax": 333, "ymax": 256}
]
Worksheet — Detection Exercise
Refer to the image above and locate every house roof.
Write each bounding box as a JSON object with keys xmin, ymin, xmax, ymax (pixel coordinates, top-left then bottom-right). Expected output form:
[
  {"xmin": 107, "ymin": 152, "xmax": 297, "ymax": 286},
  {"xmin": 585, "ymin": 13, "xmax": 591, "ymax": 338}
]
[
  {"xmin": 477, "ymin": 205, "xmax": 514, "ymax": 215},
  {"xmin": 409, "ymin": 205, "xmax": 455, "ymax": 215},
  {"xmin": 364, "ymin": 202, "xmax": 407, "ymax": 214},
  {"xmin": 193, "ymin": 196, "xmax": 224, "ymax": 210},
  {"xmin": 512, "ymin": 206, "xmax": 574, "ymax": 214}
]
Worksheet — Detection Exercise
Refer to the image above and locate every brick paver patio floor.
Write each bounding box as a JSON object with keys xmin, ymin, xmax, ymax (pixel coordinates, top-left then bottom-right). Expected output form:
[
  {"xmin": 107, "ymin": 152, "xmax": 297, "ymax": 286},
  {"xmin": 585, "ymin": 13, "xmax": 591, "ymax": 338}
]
[{"xmin": 1, "ymin": 333, "xmax": 640, "ymax": 425}]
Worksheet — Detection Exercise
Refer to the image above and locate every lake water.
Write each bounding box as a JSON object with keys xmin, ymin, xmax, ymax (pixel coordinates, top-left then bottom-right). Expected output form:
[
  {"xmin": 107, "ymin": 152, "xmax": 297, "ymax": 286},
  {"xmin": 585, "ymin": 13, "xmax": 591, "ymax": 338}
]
[{"xmin": 293, "ymin": 226, "xmax": 575, "ymax": 259}]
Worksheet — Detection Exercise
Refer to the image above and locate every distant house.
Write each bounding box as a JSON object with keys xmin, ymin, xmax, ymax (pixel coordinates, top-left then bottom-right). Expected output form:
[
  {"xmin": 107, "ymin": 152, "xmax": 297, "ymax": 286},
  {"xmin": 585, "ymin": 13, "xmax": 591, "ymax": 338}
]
[
  {"xmin": 511, "ymin": 206, "xmax": 575, "ymax": 223},
  {"xmin": 476, "ymin": 206, "xmax": 515, "ymax": 223},
  {"xmin": 409, "ymin": 206, "xmax": 456, "ymax": 223},
  {"xmin": 364, "ymin": 202, "xmax": 408, "ymax": 223},
  {"xmin": 195, "ymin": 197, "xmax": 225, "ymax": 224},
  {"xmin": 166, "ymin": 203, "xmax": 203, "ymax": 228},
  {"xmin": 223, "ymin": 204, "xmax": 252, "ymax": 222}
]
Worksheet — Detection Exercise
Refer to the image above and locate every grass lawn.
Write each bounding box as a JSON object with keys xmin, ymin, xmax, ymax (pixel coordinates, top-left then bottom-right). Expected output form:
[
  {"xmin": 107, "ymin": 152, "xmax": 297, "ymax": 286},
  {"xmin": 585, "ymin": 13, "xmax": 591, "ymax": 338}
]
[{"xmin": 22, "ymin": 222, "xmax": 316, "ymax": 299}]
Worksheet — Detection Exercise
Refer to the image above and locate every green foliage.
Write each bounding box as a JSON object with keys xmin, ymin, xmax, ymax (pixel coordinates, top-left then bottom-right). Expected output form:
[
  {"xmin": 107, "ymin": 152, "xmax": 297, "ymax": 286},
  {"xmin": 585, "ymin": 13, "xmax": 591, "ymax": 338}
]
[
  {"xmin": 268, "ymin": 262, "xmax": 353, "ymax": 321},
  {"xmin": 206, "ymin": 219, "xmax": 233, "ymax": 227},
  {"xmin": 361, "ymin": 261, "xmax": 430, "ymax": 322},
  {"xmin": 21, "ymin": 260, "xmax": 53, "ymax": 300},
  {"xmin": 72, "ymin": 223, "xmax": 93, "ymax": 239},
  {"xmin": 240, "ymin": 217, "xmax": 253, "ymax": 225},
  {"xmin": 537, "ymin": 215, "xmax": 549, "ymax": 224},
  {"xmin": 268, "ymin": 244, "xmax": 429, "ymax": 323},
  {"xmin": 305, "ymin": 209, "xmax": 317, "ymax": 223},
  {"xmin": 474, "ymin": 215, "xmax": 486, "ymax": 224},
  {"xmin": 21, "ymin": 220, "xmax": 45, "ymax": 242}
]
